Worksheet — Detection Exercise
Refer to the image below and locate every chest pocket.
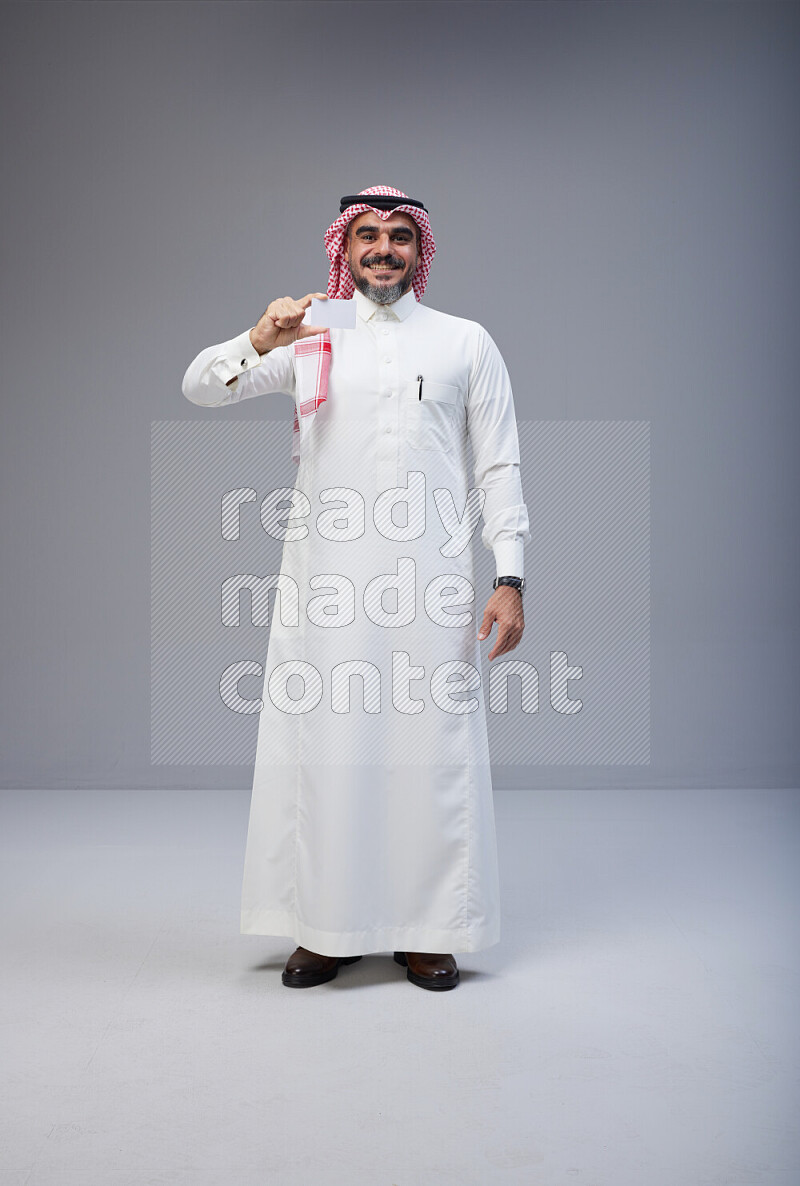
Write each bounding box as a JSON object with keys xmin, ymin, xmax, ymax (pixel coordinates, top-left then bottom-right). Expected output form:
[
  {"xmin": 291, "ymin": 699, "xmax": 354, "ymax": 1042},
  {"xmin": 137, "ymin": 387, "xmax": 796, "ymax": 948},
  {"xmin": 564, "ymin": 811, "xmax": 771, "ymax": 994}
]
[{"xmin": 405, "ymin": 378, "xmax": 460, "ymax": 453}]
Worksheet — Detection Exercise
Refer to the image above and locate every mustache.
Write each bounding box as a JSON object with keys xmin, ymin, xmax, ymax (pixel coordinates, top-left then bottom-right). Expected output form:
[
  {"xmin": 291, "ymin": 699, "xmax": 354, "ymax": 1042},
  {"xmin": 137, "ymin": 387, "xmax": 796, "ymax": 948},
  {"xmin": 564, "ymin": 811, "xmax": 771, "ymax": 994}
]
[{"xmin": 362, "ymin": 256, "xmax": 405, "ymax": 269}]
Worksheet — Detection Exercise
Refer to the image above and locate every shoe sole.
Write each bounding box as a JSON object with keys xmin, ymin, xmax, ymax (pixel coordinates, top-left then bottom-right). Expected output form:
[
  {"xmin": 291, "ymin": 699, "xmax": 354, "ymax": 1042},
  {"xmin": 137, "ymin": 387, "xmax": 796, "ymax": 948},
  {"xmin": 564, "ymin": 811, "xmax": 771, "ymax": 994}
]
[
  {"xmin": 281, "ymin": 954, "xmax": 362, "ymax": 988},
  {"xmin": 393, "ymin": 951, "xmax": 459, "ymax": 990}
]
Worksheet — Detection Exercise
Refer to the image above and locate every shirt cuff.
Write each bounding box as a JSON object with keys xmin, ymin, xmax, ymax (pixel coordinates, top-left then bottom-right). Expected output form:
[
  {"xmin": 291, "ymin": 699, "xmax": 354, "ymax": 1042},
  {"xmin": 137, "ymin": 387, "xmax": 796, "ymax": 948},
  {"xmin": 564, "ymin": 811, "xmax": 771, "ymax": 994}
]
[
  {"xmin": 209, "ymin": 328, "xmax": 262, "ymax": 387},
  {"xmin": 493, "ymin": 539, "xmax": 525, "ymax": 581}
]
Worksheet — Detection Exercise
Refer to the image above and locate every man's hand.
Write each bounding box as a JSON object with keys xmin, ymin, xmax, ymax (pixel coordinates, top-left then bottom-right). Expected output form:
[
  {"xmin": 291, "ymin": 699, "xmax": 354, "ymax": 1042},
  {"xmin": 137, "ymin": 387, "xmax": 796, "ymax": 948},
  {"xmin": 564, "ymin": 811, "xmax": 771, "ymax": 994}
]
[
  {"xmin": 249, "ymin": 293, "xmax": 329, "ymax": 353},
  {"xmin": 477, "ymin": 586, "xmax": 525, "ymax": 661}
]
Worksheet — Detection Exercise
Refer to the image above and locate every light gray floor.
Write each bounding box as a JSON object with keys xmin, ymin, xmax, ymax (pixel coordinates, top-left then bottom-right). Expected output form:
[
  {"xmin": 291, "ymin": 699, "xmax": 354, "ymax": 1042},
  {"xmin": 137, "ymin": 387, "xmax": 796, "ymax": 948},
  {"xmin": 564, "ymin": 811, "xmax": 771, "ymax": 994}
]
[{"xmin": 1, "ymin": 787, "xmax": 798, "ymax": 1185}]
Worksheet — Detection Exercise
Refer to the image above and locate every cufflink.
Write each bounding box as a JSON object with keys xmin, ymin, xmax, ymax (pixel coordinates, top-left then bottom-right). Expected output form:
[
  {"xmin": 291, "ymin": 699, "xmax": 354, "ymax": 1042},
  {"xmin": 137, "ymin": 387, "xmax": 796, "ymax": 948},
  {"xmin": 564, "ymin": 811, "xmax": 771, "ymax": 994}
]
[{"xmin": 240, "ymin": 359, "xmax": 248, "ymax": 367}]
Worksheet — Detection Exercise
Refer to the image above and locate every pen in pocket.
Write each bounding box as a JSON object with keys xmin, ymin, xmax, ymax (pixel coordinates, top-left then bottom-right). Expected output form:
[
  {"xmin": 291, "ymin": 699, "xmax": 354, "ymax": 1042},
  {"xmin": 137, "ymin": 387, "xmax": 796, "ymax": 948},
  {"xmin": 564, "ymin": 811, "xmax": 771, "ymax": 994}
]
[{"xmin": 417, "ymin": 374, "xmax": 423, "ymax": 400}]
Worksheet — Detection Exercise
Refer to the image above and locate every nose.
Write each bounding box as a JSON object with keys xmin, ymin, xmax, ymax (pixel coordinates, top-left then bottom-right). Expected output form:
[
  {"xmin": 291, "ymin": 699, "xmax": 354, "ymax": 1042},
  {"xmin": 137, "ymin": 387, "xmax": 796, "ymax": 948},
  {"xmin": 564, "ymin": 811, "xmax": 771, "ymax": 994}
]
[{"xmin": 375, "ymin": 229, "xmax": 394, "ymax": 256}]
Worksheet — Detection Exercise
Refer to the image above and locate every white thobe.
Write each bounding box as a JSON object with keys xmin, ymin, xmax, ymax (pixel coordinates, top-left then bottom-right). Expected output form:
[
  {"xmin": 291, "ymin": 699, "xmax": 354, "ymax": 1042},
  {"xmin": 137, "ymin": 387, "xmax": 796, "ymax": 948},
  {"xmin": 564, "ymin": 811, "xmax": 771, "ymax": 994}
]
[{"xmin": 182, "ymin": 286, "xmax": 530, "ymax": 956}]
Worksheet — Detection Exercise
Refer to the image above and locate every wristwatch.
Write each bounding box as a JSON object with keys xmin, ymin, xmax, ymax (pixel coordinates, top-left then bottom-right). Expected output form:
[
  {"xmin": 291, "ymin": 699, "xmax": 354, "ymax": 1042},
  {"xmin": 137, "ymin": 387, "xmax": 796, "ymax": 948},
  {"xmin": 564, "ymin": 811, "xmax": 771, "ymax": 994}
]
[{"xmin": 493, "ymin": 576, "xmax": 525, "ymax": 596}]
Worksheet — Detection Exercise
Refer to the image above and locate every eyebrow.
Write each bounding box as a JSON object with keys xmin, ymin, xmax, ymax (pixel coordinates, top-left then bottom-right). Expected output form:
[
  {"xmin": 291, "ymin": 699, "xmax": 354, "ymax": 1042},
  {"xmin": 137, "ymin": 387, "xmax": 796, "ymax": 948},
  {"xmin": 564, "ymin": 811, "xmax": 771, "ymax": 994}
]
[{"xmin": 353, "ymin": 224, "xmax": 415, "ymax": 237}]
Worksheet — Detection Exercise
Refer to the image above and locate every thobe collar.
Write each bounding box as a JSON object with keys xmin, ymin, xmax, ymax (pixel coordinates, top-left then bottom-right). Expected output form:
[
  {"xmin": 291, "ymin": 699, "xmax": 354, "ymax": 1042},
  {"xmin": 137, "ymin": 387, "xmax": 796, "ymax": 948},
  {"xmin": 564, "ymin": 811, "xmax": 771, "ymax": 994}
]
[{"xmin": 353, "ymin": 286, "xmax": 418, "ymax": 323}]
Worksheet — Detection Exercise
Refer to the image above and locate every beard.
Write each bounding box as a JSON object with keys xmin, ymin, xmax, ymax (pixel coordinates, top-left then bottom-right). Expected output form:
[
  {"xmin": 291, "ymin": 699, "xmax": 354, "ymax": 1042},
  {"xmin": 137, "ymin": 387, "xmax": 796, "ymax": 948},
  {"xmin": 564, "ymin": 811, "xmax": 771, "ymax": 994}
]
[{"xmin": 348, "ymin": 249, "xmax": 418, "ymax": 305}]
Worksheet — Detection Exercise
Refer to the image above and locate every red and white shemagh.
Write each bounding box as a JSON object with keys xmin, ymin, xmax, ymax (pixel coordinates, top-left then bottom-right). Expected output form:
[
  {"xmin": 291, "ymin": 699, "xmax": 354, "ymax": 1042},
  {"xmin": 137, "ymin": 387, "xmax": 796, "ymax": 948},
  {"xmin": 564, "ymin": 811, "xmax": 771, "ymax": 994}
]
[{"xmin": 291, "ymin": 185, "xmax": 436, "ymax": 464}]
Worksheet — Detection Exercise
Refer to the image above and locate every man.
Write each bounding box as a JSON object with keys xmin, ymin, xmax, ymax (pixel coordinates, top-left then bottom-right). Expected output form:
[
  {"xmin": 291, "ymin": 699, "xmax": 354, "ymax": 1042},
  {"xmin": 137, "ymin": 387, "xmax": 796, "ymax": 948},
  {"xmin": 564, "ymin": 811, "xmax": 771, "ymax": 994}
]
[{"xmin": 182, "ymin": 185, "xmax": 530, "ymax": 991}]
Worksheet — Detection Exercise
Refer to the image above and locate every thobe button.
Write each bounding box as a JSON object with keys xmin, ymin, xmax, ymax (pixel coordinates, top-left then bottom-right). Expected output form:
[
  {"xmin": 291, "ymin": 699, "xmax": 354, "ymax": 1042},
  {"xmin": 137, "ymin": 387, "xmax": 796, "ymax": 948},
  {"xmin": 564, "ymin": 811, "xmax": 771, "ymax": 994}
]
[
  {"xmin": 384, "ymin": 357, "xmax": 392, "ymax": 364},
  {"xmin": 382, "ymin": 328, "xmax": 390, "ymax": 336},
  {"xmin": 385, "ymin": 425, "xmax": 392, "ymax": 434}
]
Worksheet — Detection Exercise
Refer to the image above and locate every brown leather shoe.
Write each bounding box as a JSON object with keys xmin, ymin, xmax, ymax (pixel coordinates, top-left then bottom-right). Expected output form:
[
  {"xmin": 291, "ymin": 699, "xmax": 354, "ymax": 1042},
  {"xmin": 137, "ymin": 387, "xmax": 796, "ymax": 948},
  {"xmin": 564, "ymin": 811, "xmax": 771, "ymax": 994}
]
[
  {"xmin": 282, "ymin": 945, "xmax": 362, "ymax": 988},
  {"xmin": 393, "ymin": 951, "xmax": 460, "ymax": 990}
]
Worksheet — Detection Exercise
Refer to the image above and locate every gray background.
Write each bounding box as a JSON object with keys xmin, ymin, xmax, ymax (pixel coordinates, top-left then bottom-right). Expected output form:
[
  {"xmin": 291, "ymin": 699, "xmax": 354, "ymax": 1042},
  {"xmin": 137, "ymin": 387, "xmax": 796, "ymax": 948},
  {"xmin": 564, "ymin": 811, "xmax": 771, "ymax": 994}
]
[{"xmin": 1, "ymin": 0, "xmax": 797, "ymax": 790}]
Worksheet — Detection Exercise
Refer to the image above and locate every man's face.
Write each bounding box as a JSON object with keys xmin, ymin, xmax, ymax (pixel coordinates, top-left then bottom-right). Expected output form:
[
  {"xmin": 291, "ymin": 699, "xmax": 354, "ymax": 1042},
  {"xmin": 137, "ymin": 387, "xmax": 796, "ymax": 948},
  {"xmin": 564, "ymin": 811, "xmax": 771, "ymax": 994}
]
[{"xmin": 345, "ymin": 210, "xmax": 420, "ymax": 305}]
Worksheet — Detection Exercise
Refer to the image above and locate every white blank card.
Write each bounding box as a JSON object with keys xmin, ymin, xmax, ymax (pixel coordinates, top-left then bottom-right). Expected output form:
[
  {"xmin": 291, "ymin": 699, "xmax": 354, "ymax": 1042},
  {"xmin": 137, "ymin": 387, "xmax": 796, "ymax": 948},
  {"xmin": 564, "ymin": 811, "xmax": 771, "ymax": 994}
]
[{"xmin": 302, "ymin": 298, "xmax": 356, "ymax": 330}]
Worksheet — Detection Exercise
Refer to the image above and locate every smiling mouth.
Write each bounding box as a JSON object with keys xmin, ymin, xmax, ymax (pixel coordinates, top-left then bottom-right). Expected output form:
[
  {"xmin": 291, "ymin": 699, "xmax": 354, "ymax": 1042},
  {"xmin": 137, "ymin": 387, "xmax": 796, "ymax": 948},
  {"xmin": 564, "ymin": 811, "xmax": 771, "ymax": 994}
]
[{"xmin": 365, "ymin": 258, "xmax": 402, "ymax": 271}]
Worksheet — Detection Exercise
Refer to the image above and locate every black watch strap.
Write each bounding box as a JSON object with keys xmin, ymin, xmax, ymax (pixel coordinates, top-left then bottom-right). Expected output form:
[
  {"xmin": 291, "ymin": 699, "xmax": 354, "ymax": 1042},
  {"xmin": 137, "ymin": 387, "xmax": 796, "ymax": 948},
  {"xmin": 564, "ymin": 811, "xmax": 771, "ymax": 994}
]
[{"xmin": 493, "ymin": 575, "xmax": 525, "ymax": 595}]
